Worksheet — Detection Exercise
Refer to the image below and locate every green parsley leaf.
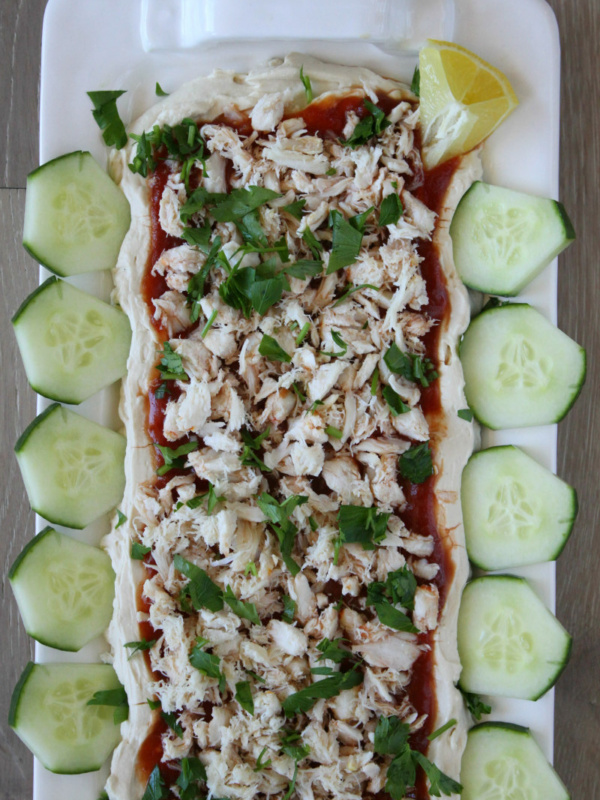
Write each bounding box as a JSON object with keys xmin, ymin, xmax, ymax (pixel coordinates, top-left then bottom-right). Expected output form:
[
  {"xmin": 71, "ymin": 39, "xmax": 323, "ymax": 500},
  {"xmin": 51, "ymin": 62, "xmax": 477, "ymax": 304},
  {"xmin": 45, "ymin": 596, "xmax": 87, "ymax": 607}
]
[
  {"xmin": 161, "ymin": 711, "xmax": 183, "ymax": 737},
  {"xmin": 383, "ymin": 343, "xmax": 438, "ymax": 387},
  {"xmin": 98, "ymin": 792, "xmax": 109, "ymax": 800},
  {"xmin": 186, "ymin": 235, "xmax": 222, "ymax": 323},
  {"xmin": 141, "ymin": 765, "xmax": 168, "ymax": 800},
  {"xmin": 374, "ymin": 601, "xmax": 419, "ymax": 633},
  {"xmin": 281, "ymin": 737, "xmax": 310, "ymax": 762},
  {"xmin": 189, "ymin": 639, "xmax": 226, "ymax": 693},
  {"xmin": 223, "ymin": 585, "xmax": 261, "ymax": 626},
  {"xmin": 340, "ymin": 98, "xmax": 391, "ymax": 148},
  {"xmin": 155, "ymin": 82, "xmax": 169, "ymax": 97},
  {"xmin": 295, "ymin": 323, "xmax": 311, "ymax": 347},
  {"xmin": 87, "ymin": 687, "xmax": 129, "ymax": 725},
  {"xmin": 154, "ymin": 381, "xmax": 170, "ymax": 400},
  {"xmin": 387, "ymin": 565, "xmax": 418, "ymax": 608},
  {"xmin": 302, "ymin": 227, "xmax": 324, "ymax": 258},
  {"xmin": 412, "ymin": 751, "xmax": 463, "ymax": 797},
  {"xmin": 333, "ymin": 283, "xmax": 379, "ymax": 307},
  {"xmin": 246, "ymin": 669, "xmax": 266, "ymax": 684},
  {"xmin": 87, "ymin": 90, "xmax": 127, "ymax": 149},
  {"xmin": 291, "ymin": 382, "xmax": 306, "ymax": 403},
  {"xmin": 299, "ymin": 66, "xmax": 313, "ymax": 103},
  {"xmin": 282, "ymin": 666, "xmax": 363, "ymax": 717},
  {"xmin": 185, "ymin": 482, "xmax": 224, "ymax": 515},
  {"xmin": 115, "ymin": 509, "xmax": 127, "ymax": 528},
  {"xmin": 282, "ymin": 594, "xmax": 297, "ymax": 623},
  {"xmin": 201, "ymin": 309, "xmax": 219, "ymax": 338},
  {"xmin": 326, "ymin": 209, "xmax": 363, "ymax": 273},
  {"xmin": 385, "ymin": 746, "xmax": 416, "ymax": 800},
  {"xmin": 349, "ymin": 206, "xmax": 374, "ymax": 234},
  {"xmin": 209, "ymin": 186, "xmax": 281, "ymax": 222},
  {"xmin": 308, "ymin": 516, "xmax": 318, "ymax": 531},
  {"xmin": 382, "ymin": 385, "xmax": 410, "ymax": 416},
  {"xmin": 147, "ymin": 698, "xmax": 161, "ymax": 710},
  {"xmin": 338, "ymin": 504, "xmax": 390, "ymax": 551},
  {"xmin": 244, "ymin": 561, "xmax": 258, "ymax": 577},
  {"xmin": 399, "ymin": 441, "xmax": 434, "ymax": 484},
  {"xmin": 124, "ymin": 638, "xmax": 156, "ymax": 658},
  {"xmin": 180, "ymin": 186, "xmax": 225, "ymax": 224},
  {"xmin": 462, "ymin": 690, "xmax": 492, "ymax": 720},
  {"xmin": 240, "ymin": 426, "xmax": 272, "ymax": 472},
  {"xmin": 130, "ymin": 118, "xmax": 207, "ymax": 181},
  {"xmin": 257, "ymin": 493, "xmax": 308, "ymax": 576},
  {"xmin": 325, "ymin": 425, "xmax": 343, "ymax": 439},
  {"xmin": 326, "ymin": 167, "xmax": 337, "ymax": 176},
  {"xmin": 218, "ymin": 261, "xmax": 255, "ymax": 319},
  {"xmin": 379, "ymin": 192, "xmax": 404, "ymax": 226},
  {"xmin": 316, "ymin": 637, "xmax": 350, "ymax": 663},
  {"xmin": 174, "ymin": 554, "xmax": 224, "ymax": 612},
  {"xmin": 308, "ymin": 399, "xmax": 324, "ymax": 414},
  {"xmin": 458, "ymin": 408, "xmax": 474, "ymax": 421},
  {"xmin": 259, "ymin": 334, "xmax": 292, "ymax": 363},
  {"xmin": 411, "ymin": 66, "xmax": 421, "ymax": 97},
  {"xmin": 322, "ymin": 330, "xmax": 347, "ymax": 358},
  {"xmin": 283, "ymin": 259, "xmax": 323, "ymax": 280},
  {"xmin": 157, "ymin": 341, "xmax": 189, "ymax": 381},
  {"xmin": 253, "ymin": 746, "xmax": 272, "ymax": 771},
  {"xmin": 131, "ymin": 542, "xmax": 151, "ymax": 560},
  {"xmin": 428, "ymin": 719, "xmax": 457, "ymax": 741},
  {"xmin": 176, "ymin": 756, "xmax": 207, "ymax": 798},
  {"xmin": 374, "ymin": 716, "xmax": 411, "ymax": 755},
  {"xmin": 155, "ymin": 440, "xmax": 198, "ymax": 476},
  {"xmin": 235, "ymin": 680, "xmax": 255, "ymax": 714},
  {"xmin": 284, "ymin": 199, "xmax": 306, "ymax": 219},
  {"xmin": 370, "ymin": 367, "xmax": 379, "ymax": 396}
]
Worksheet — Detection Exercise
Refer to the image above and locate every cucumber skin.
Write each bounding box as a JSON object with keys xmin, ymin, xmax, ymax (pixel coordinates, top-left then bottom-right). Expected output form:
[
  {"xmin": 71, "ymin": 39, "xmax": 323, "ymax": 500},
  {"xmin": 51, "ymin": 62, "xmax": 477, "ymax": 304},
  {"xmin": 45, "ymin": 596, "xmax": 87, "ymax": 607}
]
[
  {"xmin": 458, "ymin": 575, "xmax": 573, "ymax": 701},
  {"xmin": 8, "ymin": 661, "xmax": 34, "ymax": 728},
  {"xmin": 462, "ymin": 445, "xmax": 578, "ymax": 571},
  {"xmin": 11, "ymin": 276, "xmax": 59, "ymax": 324},
  {"xmin": 7, "ymin": 526, "xmax": 54, "ymax": 580},
  {"xmin": 460, "ymin": 304, "xmax": 587, "ymax": 430},
  {"xmin": 14, "ymin": 403, "xmax": 60, "ymax": 454}
]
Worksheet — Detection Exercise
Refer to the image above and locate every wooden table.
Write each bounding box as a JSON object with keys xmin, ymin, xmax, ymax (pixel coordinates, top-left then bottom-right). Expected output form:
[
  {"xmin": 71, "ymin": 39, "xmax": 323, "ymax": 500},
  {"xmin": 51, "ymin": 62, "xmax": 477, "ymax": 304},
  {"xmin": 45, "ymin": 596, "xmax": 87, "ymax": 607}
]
[{"xmin": 0, "ymin": 0, "xmax": 597, "ymax": 796}]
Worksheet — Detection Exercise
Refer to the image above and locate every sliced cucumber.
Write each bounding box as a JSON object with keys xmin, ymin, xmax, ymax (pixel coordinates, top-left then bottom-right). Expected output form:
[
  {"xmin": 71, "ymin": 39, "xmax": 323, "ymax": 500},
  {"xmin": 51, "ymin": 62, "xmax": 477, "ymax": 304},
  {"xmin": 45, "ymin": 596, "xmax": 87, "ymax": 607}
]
[
  {"xmin": 461, "ymin": 722, "xmax": 570, "ymax": 800},
  {"xmin": 23, "ymin": 151, "xmax": 130, "ymax": 276},
  {"xmin": 12, "ymin": 277, "xmax": 131, "ymax": 405},
  {"xmin": 458, "ymin": 575, "xmax": 571, "ymax": 700},
  {"xmin": 9, "ymin": 527, "xmax": 115, "ymax": 651},
  {"xmin": 9, "ymin": 662, "xmax": 123, "ymax": 774},
  {"xmin": 450, "ymin": 181, "xmax": 575, "ymax": 296},
  {"xmin": 15, "ymin": 404, "xmax": 126, "ymax": 529},
  {"xmin": 460, "ymin": 303, "xmax": 586, "ymax": 429},
  {"xmin": 462, "ymin": 446, "xmax": 577, "ymax": 570}
]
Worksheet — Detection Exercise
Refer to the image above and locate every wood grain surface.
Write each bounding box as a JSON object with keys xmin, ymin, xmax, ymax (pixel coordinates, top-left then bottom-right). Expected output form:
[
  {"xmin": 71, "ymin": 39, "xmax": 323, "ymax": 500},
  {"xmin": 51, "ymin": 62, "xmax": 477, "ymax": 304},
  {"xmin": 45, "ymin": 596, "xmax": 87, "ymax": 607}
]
[{"xmin": 0, "ymin": 0, "xmax": 597, "ymax": 797}]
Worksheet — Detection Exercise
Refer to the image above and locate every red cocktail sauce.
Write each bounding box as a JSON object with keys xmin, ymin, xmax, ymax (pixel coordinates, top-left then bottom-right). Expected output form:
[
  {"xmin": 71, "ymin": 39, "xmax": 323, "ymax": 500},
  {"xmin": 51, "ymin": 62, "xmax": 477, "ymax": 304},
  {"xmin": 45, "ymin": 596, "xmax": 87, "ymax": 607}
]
[{"xmin": 137, "ymin": 95, "xmax": 461, "ymax": 799}]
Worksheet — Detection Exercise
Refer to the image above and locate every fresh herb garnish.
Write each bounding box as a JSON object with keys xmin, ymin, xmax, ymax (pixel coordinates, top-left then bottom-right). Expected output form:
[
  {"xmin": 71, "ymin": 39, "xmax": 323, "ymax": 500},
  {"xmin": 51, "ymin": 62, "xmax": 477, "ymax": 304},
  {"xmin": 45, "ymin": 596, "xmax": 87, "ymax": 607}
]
[
  {"xmin": 201, "ymin": 309, "xmax": 218, "ymax": 338},
  {"xmin": 326, "ymin": 209, "xmax": 364, "ymax": 273},
  {"xmin": 162, "ymin": 711, "xmax": 183, "ymax": 737},
  {"xmin": 379, "ymin": 193, "xmax": 404, "ymax": 226},
  {"xmin": 235, "ymin": 681, "xmax": 255, "ymax": 714},
  {"xmin": 157, "ymin": 341, "xmax": 189, "ymax": 381},
  {"xmin": 189, "ymin": 638, "xmax": 226, "ymax": 693},
  {"xmin": 244, "ymin": 561, "xmax": 258, "ymax": 577},
  {"xmin": 131, "ymin": 542, "xmax": 151, "ymax": 560},
  {"xmin": 130, "ymin": 118, "xmax": 208, "ymax": 187},
  {"xmin": 155, "ymin": 82, "xmax": 169, "ymax": 97},
  {"xmin": 186, "ymin": 236, "xmax": 222, "ymax": 323},
  {"xmin": 340, "ymin": 98, "xmax": 391, "ymax": 148},
  {"xmin": 176, "ymin": 757, "xmax": 207, "ymax": 800},
  {"xmin": 155, "ymin": 440, "xmax": 198, "ymax": 476},
  {"xmin": 382, "ymin": 385, "xmax": 410, "ymax": 416},
  {"xmin": 124, "ymin": 638, "xmax": 156, "ymax": 658},
  {"xmin": 374, "ymin": 716, "xmax": 462, "ymax": 799},
  {"xmin": 87, "ymin": 90, "xmax": 127, "ymax": 149},
  {"xmin": 209, "ymin": 186, "xmax": 281, "ymax": 222},
  {"xmin": 309, "ymin": 399, "xmax": 324, "ymax": 414},
  {"xmin": 284, "ymin": 199, "xmax": 306, "ymax": 219},
  {"xmin": 326, "ymin": 167, "xmax": 337, "ymax": 176},
  {"xmin": 280, "ymin": 732, "xmax": 311, "ymax": 800},
  {"xmin": 284, "ymin": 259, "xmax": 323, "ymax": 279},
  {"xmin": 349, "ymin": 206, "xmax": 374, "ymax": 234},
  {"xmin": 302, "ymin": 227, "xmax": 324, "ymax": 258},
  {"xmin": 259, "ymin": 334, "xmax": 292, "ymax": 363},
  {"xmin": 462, "ymin": 690, "xmax": 491, "ymax": 720},
  {"xmin": 411, "ymin": 66, "xmax": 421, "ymax": 97},
  {"xmin": 282, "ymin": 665, "xmax": 363, "ymax": 717},
  {"xmin": 257, "ymin": 493, "xmax": 308, "ymax": 576},
  {"xmin": 428, "ymin": 719, "xmax": 457, "ymax": 741},
  {"xmin": 333, "ymin": 283, "xmax": 378, "ymax": 307},
  {"xmin": 458, "ymin": 408, "xmax": 473, "ymax": 421},
  {"xmin": 141, "ymin": 765, "xmax": 168, "ymax": 800},
  {"xmin": 370, "ymin": 367, "xmax": 379, "ymax": 396},
  {"xmin": 295, "ymin": 323, "xmax": 311, "ymax": 347},
  {"xmin": 367, "ymin": 566, "xmax": 419, "ymax": 633},
  {"xmin": 147, "ymin": 698, "xmax": 161, "ymax": 710},
  {"xmin": 240, "ymin": 426, "xmax": 272, "ymax": 472},
  {"xmin": 115, "ymin": 509, "xmax": 127, "ymax": 528},
  {"xmin": 398, "ymin": 442, "xmax": 434, "ymax": 484},
  {"xmin": 316, "ymin": 637, "xmax": 350, "ymax": 663},
  {"xmin": 384, "ymin": 343, "xmax": 438, "ymax": 387},
  {"xmin": 185, "ymin": 482, "xmax": 224, "ymax": 515},
  {"xmin": 282, "ymin": 594, "xmax": 297, "ymax": 623},
  {"xmin": 325, "ymin": 425, "xmax": 343, "ymax": 439},
  {"xmin": 174, "ymin": 554, "xmax": 224, "ymax": 612},
  {"xmin": 254, "ymin": 746, "xmax": 272, "ymax": 771},
  {"xmin": 223, "ymin": 585, "xmax": 261, "ymax": 625},
  {"xmin": 87, "ymin": 687, "xmax": 129, "ymax": 724},
  {"xmin": 337, "ymin": 504, "xmax": 390, "ymax": 551},
  {"xmin": 308, "ymin": 516, "xmax": 318, "ymax": 531},
  {"xmin": 154, "ymin": 382, "xmax": 171, "ymax": 399},
  {"xmin": 322, "ymin": 330, "xmax": 348, "ymax": 358},
  {"xmin": 299, "ymin": 66, "xmax": 313, "ymax": 103},
  {"xmin": 246, "ymin": 669, "xmax": 266, "ymax": 684}
]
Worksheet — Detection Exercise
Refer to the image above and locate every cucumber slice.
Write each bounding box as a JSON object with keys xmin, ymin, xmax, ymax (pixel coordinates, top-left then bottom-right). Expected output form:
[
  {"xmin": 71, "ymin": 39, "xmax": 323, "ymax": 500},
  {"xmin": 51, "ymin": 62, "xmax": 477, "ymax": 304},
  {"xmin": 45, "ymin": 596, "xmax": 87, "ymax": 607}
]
[
  {"xmin": 462, "ymin": 446, "xmax": 577, "ymax": 570},
  {"xmin": 461, "ymin": 722, "xmax": 570, "ymax": 800},
  {"xmin": 450, "ymin": 181, "xmax": 575, "ymax": 296},
  {"xmin": 23, "ymin": 151, "xmax": 130, "ymax": 276},
  {"xmin": 458, "ymin": 575, "xmax": 572, "ymax": 700},
  {"xmin": 460, "ymin": 303, "xmax": 586, "ymax": 429},
  {"xmin": 9, "ymin": 662, "xmax": 123, "ymax": 774},
  {"xmin": 12, "ymin": 276, "xmax": 131, "ymax": 405},
  {"xmin": 9, "ymin": 527, "xmax": 115, "ymax": 651},
  {"xmin": 15, "ymin": 404, "xmax": 126, "ymax": 529}
]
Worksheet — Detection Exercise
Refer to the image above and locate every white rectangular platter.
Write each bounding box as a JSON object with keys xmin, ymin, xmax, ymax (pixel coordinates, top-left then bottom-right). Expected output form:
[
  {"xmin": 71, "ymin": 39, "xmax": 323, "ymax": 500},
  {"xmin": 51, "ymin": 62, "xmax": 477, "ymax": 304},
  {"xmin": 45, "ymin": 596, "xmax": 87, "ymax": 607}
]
[{"xmin": 34, "ymin": 0, "xmax": 562, "ymax": 797}]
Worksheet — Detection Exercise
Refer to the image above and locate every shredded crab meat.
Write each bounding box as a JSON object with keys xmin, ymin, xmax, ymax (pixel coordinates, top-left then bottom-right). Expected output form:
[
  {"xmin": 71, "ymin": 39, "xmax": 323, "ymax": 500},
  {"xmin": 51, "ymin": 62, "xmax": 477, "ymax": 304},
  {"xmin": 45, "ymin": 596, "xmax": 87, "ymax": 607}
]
[{"xmin": 132, "ymin": 90, "xmax": 454, "ymax": 800}]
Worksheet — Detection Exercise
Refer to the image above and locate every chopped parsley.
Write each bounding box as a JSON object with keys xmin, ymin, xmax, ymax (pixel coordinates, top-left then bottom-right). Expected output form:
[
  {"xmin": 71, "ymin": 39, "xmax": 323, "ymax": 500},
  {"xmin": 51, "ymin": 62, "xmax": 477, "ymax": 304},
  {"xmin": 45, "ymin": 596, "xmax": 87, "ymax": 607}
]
[
  {"xmin": 299, "ymin": 66, "xmax": 313, "ymax": 103},
  {"xmin": 367, "ymin": 566, "xmax": 419, "ymax": 633},
  {"xmin": 283, "ymin": 198, "xmax": 306, "ymax": 219},
  {"xmin": 174, "ymin": 554, "xmax": 224, "ymax": 613},
  {"xmin": 337, "ymin": 504, "xmax": 391, "ymax": 551},
  {"xmin": 185, "ymin": 482, "xmax": 224, "ymax": 515},
  {"xmin": 155, "ymin": 440, "xmax": 198, "ymax": 476},
  {"xmin": 87, "ymin": 687, "xmax": 129, "ymax": 725},
  {"xmin": 141, "ymin": 765, "xmax": 168, "ymax": 800},
  {"xmin": 384, "ymin": 343, "xmax": 438, "ymax": 387},
  {"xmin": 398, "ymin": 441, "xmax": 434, "ymax": 484},
  {"xmin": 382, "ymin": 385, "xmax": 410, "ymax": 416},
  {"xmin": 115, "ymin": 509, "xmax": 127, "ymax": 528},
  {"xmin": 257, "ymin": 493, "xmax": 308, "ymax": 576},
  {"xmin": 411, "ymin": 66, "xmax": 421, "ymax": 97},
  {"xmin": 254, "ymin": 746, "xmax": 272, "ymax": 771},
  {"xmin": 156, "ymin": 341, "xmax": 189, "ymax": 381},
  {"xmin": 370, "ymin": 367, "xmax": 379, "ymax": 396},
  {"xmin": 161, "ymin": 711, "xmax": 183, "ymax": 737},
  {"xmin": 176, "ymin": 757, "xmax": 207, "ymax": 799},
  {"xmin": 322, "ymin": 330, "xmax": 347, "ymax": 358},
  {"xmin": 333, "ymin": 283, "xmax": 378, "ymax": 307},
  {"xmin": 340, "ymin": 99, "xmax": 391, "ymax": 148},
  {"xmin": 155, "ymin": 82, "xmax": 169, "ymax": 97},
  {"xmin": 235, "ymin": 680, "xmax": 255, "ymax": 715},
  {"xmin": 326, "ymin": 167, "xmax": 337, "ymax": 176},
  {"xmin": 201, "ymin": 309, "xmax": 218, "ymax": 338},
  {"xmin": 282, "ymin": 666, "xmax": 363, "ymax": 717},
  {"xmin": 189, "ymin": 638, "xmax": 226, "ymax": 693},
  {"xmin": 130, "ymin": 118, "xmax": 208, "ymax": 185},
  {"xmin": 223, "ymin": 585, "xmax": 261, "ymax": 626},
  {"xmin": 326, "ymin": 209, "xmax": 364, "ymax": 273},
  {"xmin": 462, "ymin": 690, "xmax": 492, "ymax": 720},
  {"xmin": 379, "ymin": 192, "xmax": 404, "ymax": 226},
  {"xmin": 302, "ymin": 227, "xmax": 324, "ymax": 258},
  {"xmin": 282, "ymin": 594, "xmax": 297, "ymax": 624},
  {"xmin": 240, "ymin": 426, "xmax": 272, "ymax": 472},
  {"xmin": 124, "ymin": 638, "xmax": 156, "ymax": 659},
  {"xmin": 259, "ymin": 334, "xmax": 291, "ymax": 363},
  {"xmin": 186, "ymin": 236, "xmax": 222, "ymax": 323},
  {"xmin": 87, "ymin": 90, "xmax": 127, "ymax": 149},
  {"xmin": 295, "ymin": 322, "xmax": 311, "ymax": 346},
  {"xmin": 316, "ymin": 637, "xmax": 350, "ymax": 663},
  {"xmin": 244, "ymin": 561, "xmax": 258, "ymax": 577},
  {"xmin": 325, "ymin": 425, "xmax": 343, "ymax": 439},
  {"xmin": 458, "ymin": 408, "xmax": 474, "ymax": 421},
  {"xmin": 428, "ymin": 719, "xmax": 457, "ymax": 742},
  {"xmin": 131, "ymin": 542, "xmax": 151, "ymax": 560}
]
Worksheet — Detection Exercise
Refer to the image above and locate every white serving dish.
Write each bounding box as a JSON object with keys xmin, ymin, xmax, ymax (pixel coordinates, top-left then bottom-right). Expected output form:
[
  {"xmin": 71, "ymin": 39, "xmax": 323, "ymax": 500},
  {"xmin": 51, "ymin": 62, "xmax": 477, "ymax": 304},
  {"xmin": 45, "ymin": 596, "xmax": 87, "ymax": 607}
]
[{"xmin": 33, "ymin": 0, "xmax": 561, "ymax": 796}]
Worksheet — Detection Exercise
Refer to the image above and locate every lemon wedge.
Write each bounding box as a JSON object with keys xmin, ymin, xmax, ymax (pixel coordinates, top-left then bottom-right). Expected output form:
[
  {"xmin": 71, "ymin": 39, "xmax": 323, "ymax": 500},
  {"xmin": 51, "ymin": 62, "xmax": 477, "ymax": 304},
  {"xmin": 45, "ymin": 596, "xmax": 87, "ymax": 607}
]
[{"xmin": 419, "ymin": 40, "xmax": 519, "ymax": 170}]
